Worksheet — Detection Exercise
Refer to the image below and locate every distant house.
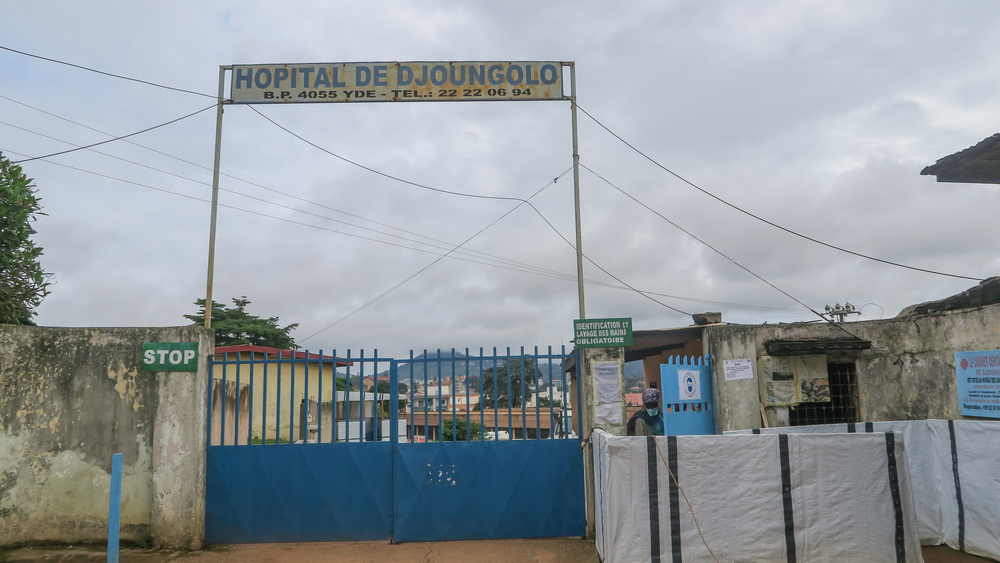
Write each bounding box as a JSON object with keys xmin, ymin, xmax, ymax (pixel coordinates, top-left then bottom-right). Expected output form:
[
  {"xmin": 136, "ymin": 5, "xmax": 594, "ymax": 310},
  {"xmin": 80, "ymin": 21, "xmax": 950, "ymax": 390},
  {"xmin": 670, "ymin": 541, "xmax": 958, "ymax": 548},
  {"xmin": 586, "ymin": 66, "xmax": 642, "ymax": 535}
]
[
  {"xmin": 211, "ymin": 345, "xmax": 354, "ymax": 443},
  {"xmin": 624, "ymin": 393, "xmax": 643, "ymax": 407}
]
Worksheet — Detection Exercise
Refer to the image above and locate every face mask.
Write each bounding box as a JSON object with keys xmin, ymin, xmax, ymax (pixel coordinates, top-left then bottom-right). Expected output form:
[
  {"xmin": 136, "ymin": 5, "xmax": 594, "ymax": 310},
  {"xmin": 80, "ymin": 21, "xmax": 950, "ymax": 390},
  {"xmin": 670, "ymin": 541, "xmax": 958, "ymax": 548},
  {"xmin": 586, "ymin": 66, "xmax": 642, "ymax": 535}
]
[{"xmin": 646, "ymin": 408, "xmax": 659, "ymax": 417}]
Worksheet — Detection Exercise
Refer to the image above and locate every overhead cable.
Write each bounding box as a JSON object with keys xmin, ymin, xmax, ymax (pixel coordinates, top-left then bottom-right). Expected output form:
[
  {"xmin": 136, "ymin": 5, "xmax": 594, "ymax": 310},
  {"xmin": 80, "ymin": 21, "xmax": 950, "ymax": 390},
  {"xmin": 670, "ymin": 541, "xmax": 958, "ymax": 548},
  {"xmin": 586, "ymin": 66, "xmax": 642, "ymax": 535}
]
[
  {"xmin": 298, "ymin": 177, "xmax": 565, "ymax": 343},
  {"xmin": 519, "ymin": 200, "xmax": 693, "ymax": 316},
  {"xmin": 11, "ymin": 104, "xmax": 216, "ymax": 164},
  {"xmin": 0, "ymin": 94, "xmax": 561, "ymax": 274},
  {"xmin": 249, "ymin": 105, "xmax": 530, "ymax": 204},
  {"xmin": 0, "ymin": 44, "xmax": 216, "ymax": 98},
  {"xmin": 580, "ymin": 162, "xmax": 870, "ymax": 339},
  {"xmin": 575, "ymin": 103, "xmax": 983, "ymax": 282},
  {"xmin": 3, "ymin": 144, "xmax": 811, "ymax": 318},
  {"xmin": 2, "ymin": 119, "xmax": 579, "ymax": 278},
  {"xmin": 1, "ymin": 146, "xmax": 576, "ymax": 280}
]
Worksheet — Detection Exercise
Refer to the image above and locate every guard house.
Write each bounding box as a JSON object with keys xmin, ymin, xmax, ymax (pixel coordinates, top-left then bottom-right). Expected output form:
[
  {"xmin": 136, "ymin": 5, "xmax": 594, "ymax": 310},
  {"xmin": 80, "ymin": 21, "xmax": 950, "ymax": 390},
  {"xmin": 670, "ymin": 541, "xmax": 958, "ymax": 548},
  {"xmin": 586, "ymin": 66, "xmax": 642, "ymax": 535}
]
[{"xmin": 570, "ymin": 279, "xmax": 1000, "ymax": 433}]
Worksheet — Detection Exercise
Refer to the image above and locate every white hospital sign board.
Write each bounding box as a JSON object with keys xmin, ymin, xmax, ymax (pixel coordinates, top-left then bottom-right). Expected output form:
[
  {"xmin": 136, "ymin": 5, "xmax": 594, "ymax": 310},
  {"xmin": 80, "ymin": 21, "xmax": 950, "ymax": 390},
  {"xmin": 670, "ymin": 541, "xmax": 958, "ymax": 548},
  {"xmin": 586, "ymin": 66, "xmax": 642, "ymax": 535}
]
[{"xmin": 230, "ymin": 62, "xmax": 564, "ymax": 104}]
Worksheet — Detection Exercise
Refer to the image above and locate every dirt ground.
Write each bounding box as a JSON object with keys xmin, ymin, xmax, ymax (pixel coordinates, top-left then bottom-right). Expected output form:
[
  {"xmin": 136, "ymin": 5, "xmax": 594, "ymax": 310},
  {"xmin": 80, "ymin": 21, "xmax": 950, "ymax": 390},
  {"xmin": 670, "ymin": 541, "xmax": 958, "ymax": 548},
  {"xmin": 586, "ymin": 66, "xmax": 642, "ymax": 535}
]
[{"xmin": 1, "ymin": 541, "xmax": 995, "ymax": 563}]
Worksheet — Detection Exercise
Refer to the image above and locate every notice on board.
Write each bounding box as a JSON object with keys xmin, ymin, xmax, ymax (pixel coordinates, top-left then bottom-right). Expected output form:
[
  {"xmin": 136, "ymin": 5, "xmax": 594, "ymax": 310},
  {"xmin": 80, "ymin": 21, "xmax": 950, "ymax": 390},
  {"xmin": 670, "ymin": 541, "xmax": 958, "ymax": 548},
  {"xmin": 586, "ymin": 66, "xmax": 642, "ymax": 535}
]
[
  {"xmin": 956, "ymin": 350, "xmax": 1000, "ymax": 419},
  {"xmin": 723, "ymin": 359, "xmax": 754, "ymax": 381},
  {"xmin": 594, "ymin": 362, "xmax": 622, "ymax": 424}
]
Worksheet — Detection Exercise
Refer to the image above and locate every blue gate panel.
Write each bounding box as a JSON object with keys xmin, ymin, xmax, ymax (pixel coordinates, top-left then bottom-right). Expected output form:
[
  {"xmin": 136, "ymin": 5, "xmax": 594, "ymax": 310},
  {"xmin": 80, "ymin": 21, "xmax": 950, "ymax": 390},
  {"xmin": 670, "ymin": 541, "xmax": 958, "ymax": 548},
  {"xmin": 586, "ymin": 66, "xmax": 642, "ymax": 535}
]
[
  {"xmin": 206, "ymin": 443, "xmax": 393, "ymax": 544},
  {"xmin": 393, "ymin": 440, "xmax": 585, "ymax": 542},
  {"xmin": 661, "ymin": 357, "xmax": 715, "ymax": 435}
]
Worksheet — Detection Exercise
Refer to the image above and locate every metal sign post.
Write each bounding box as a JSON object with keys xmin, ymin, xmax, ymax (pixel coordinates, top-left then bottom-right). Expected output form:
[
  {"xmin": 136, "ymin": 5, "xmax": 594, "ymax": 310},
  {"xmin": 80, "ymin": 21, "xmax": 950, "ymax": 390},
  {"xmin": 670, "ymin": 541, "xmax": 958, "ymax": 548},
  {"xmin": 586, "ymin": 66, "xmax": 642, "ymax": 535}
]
[
  {"xmin": 204, "ymin": 65, "xmax": 228, "ymax": 328},
  {"xmin": 203, "ymin": 60, "xmax": 586, "ymax": 327}
]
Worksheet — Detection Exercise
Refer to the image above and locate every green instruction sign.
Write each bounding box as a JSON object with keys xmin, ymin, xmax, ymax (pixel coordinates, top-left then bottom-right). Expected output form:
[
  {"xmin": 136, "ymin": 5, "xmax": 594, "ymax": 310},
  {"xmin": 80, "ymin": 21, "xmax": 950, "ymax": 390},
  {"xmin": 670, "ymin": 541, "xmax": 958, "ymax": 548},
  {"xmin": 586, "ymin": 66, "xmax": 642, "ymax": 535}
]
[
  {"xmin": 142, "ymin": 342, "xmax": 199, "ymax": 372},
  {"xmin": 573, "ymin": 318, "xmax": 633, "ymax": 348}
]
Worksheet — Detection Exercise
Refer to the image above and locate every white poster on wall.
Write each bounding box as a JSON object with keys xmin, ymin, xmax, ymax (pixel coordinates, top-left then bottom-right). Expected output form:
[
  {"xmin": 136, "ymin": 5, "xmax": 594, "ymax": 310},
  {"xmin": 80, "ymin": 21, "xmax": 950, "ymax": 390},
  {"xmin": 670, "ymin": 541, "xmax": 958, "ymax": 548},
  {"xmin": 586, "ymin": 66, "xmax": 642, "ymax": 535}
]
[
  {"xmin": 723, "ymin": 359, "xmax": 754, "ymax": 381},
  {"xmin": 678, "ymin": 369, "xmax": 702, "ymax": 401},
  {"xmin": 595, "ymin": 403, "xmax": 621, "ymax": 424},
  {"xmin": 594, "ymin": 362, "xmax": 622, "ymax": 424},
  {"xmin": 595, "ymin": 362, "xmax": 621, "ymax": 404}
]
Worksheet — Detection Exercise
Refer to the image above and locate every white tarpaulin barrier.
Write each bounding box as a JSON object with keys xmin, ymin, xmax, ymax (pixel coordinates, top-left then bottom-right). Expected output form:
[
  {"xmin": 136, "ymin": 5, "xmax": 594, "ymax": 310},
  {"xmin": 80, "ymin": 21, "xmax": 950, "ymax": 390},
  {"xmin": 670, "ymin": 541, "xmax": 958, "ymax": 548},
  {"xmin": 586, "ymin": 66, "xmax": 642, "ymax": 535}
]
[
  {"xmin": 726, "ymin": 420, "xmax": 1000, "ymax": 561},
  {"xmin": 593, "ymin": 430, "xmax": 923, "ymax": 563}
]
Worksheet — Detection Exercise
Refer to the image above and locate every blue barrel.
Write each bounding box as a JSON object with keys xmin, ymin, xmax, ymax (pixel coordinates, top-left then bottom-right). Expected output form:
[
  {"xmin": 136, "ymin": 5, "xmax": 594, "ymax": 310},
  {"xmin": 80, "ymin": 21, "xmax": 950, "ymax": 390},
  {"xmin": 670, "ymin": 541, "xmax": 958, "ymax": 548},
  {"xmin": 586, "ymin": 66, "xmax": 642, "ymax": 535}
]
[{"xmin": 660, "ymin": 355, "xmax": 715, "ymax": 435}]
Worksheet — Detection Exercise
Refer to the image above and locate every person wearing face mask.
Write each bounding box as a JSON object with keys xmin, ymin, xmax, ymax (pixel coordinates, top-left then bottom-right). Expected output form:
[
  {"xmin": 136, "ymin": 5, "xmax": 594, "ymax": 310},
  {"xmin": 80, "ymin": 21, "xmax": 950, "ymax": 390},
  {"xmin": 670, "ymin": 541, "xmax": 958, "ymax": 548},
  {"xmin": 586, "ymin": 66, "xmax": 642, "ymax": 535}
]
[{"xmin": 627, "ymin": 387, "xmax": 664, "ymax": 436}]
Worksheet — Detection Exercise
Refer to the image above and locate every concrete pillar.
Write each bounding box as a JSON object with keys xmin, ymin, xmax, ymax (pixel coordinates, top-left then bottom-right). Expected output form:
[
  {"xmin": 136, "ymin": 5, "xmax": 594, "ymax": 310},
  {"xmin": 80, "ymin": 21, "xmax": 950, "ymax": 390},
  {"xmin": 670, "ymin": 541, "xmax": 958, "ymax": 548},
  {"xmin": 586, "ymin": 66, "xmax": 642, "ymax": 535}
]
[
  {"xmin": 580, "ymin": 346, "xmax": 626, "ymax": 539},
  {"xmin": 150, "ymin": 329, "xmax": 212, "ymax": 550}
]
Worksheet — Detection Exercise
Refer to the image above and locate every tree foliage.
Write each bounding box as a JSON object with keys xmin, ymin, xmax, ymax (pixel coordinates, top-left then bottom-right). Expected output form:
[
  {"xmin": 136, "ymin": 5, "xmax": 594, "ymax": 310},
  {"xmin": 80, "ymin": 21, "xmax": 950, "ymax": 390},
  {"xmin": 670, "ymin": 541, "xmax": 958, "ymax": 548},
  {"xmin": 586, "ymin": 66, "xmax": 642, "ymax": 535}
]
[
  {"xmin": 441, "ymin": 418, "xmax": 483, "ymax": 441},
  {"xmin": 368, "ymin": 379, "xmax": 407, "ymax": 414},
  {"xmin": 0, "ymin": 153, "xmax": 52, "ymax": 325},
  {"xmin": 537, "ymin": 396, "xmax": 562, "ymax": 408},
  {"xmin": 184, "ymin": 296, "xmax": 298, "ymax": 349},
  {"xmin": 474, "ymin": 359, "xmax": 537, "ymax": 410}
]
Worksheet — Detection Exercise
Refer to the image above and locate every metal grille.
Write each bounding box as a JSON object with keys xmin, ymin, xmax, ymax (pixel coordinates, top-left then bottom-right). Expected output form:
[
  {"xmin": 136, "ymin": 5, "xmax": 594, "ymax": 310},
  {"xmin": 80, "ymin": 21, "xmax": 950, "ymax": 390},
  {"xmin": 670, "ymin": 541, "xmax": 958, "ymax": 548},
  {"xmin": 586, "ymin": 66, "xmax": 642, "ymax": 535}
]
[{"xmin": 790, "ymin": 362, "xmax": 859, "ymax": 426}]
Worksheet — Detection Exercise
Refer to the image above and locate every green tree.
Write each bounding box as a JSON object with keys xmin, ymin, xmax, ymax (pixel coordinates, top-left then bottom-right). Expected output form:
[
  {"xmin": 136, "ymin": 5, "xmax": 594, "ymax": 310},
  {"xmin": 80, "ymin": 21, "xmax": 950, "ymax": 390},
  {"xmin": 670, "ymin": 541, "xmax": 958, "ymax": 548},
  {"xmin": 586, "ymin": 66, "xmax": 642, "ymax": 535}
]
[
  {"xmin": 474, "ymin": 359, "xmax": 537, "ymax": 410},
  {"xmin": 368, "ymin": 379, "xmax": 408, "ymax": 414},
  {"xmin": 538, "ymin": 396, "xmax": 562, "ymax": 408},
  {"xmin": 184, "ymin": 296, "xmax": 298, "ymax": 348},
  {"xmin": 0, "ymin": 153, "xmax": 52, "ymax": 325},
  {"xmin": 441, "ymin": 418, "xmax": 483, "ymax": 441}
]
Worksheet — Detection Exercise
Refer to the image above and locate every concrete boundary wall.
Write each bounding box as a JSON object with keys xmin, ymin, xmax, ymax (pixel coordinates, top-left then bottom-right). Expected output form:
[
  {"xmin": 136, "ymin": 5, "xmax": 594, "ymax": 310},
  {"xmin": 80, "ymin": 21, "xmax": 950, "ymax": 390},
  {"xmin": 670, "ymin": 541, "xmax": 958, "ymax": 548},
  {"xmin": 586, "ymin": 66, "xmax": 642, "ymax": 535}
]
[
  {"xmin": 703, "ymin": 302, "xmax": 1000, "ymax": 431},
  {"xmin": 0, "ymin": 326, "xmax": 212, "ymax": 549}
]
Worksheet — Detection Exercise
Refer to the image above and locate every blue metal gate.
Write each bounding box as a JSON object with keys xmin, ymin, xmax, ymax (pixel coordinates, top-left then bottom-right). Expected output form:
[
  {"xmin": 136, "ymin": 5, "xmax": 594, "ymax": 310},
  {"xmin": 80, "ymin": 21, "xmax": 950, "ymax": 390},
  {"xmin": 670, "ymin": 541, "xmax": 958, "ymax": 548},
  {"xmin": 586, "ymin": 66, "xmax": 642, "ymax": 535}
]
[{"xmin": 204, "ymin": 346, "xmax": 585, "ymax": 544}]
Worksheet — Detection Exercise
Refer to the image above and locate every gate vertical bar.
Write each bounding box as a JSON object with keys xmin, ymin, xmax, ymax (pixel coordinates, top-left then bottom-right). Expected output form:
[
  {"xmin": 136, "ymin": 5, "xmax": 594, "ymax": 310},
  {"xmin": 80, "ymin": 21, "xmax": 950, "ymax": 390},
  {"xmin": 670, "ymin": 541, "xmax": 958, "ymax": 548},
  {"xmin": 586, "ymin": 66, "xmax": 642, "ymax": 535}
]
[
  {"xmin": 234, "ymin": 353, "xmax": 242, "ymax": 445},
  {"xmin": 220, "ymin": 355, "xmax": 227, "ymax": 445},
  {"xmin": 333, "ymin": 350, "xmax": 339, "ymax": 443},
  {"xmin": 358, "ymin": 350, "xmax": 365, "ymax": 442},
  {"xmin": 206, "ymin": 356, "xmax": 214, "ymax": 446},
  {"xmin": 262, "ymin": 351, "xmax": 268, "ymax": 444},
  {"xmin": 390, "ymin": 359, "xmax": 399, "ymax": 541},
  {"xmin": 317, "ymin": 351, "xmax": 323, "ymax": 443},
  {"xmin": 373, "ymin": 349, "xmax": 379, "ymax": 442},
  {"xmin": 479, "ymin": 348, "xmax": 485, "ymax": 439},
  {"xmin": 436, "ymin": 349, "xmax": 442, "ymax": 442},
  {"xmin": 275, "ymin": 354, "xmax": 282, "ymax": 444},
  {"xmin": 304, "ymin": 352, "xmax": 310, "ymax": 442},
  {"xmin": 204, "ymin": 65, "xmax": 228, "ymax": 328},
  {"xmin": 520, "ymin": 346, "xmax": 528, "ymax": 440},
  {"xmin": 450, "ymin": 349, "xmax": 457, "ymax": 442},
  {"xmin": 465, "ymin": 348, "xmax": 471, "ymax": 440},
  {"xmin": 506, "ymin": 347, "xmax": 513, "ymax": 439},
  {"xmin": 289, "ymin": 351, "xmax": 296, "ymax": 444},
  {"xmin": 248, "ymin": 352, "xmax": 254, "ymax": 445},
  {"xmin": 408, "ymin": 350, "xmax": 414, "ymax": 443}
]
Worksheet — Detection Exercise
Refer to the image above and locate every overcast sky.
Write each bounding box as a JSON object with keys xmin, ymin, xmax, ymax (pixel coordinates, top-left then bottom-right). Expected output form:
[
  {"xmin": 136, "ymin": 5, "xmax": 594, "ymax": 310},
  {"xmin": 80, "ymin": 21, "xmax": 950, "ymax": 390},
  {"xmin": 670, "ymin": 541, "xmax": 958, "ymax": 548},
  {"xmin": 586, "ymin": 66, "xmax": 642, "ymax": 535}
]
[{"xmin": 3, "ymin": 1, "xmax": 999, "ymax": 357}]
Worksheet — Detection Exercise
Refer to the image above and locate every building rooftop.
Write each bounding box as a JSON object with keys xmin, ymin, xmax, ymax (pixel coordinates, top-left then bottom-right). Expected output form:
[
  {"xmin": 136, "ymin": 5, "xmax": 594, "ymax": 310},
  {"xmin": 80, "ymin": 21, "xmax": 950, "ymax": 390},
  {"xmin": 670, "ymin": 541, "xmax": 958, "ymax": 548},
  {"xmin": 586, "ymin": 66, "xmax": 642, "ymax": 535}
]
[
  {"xmin": 921, "ymin": 133, "xmax": 1000, "ymax": 184},
  {"xmin": 215, "ymin": 345, "xmax": 351, "ymax": 365}
]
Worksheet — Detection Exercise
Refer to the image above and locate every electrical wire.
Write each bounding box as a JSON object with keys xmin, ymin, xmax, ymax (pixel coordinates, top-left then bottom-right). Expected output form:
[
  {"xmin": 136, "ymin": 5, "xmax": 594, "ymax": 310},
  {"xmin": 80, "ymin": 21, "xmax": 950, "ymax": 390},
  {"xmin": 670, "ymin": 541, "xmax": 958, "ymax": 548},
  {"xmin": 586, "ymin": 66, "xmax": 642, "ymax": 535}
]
[
  {"xmin": 1, "ymin": 143, "xmax": 814, "ymax": 320},
  {"xmin": 0, "ymin": 44, "xmax": 216, "ymax": 98},
  {"xmin": 580, "ymin": 162, "xmax": 870, "ymax": 340},
  {"xmin": 11, "ymin": 104, "xmax": 216, "ymax": 164},
  {"xmin": 249, "ymin": 102, "xmax": 697, "ymax": 319},
  {"xmin": 0, "ymin": 94, "xmax": 570, "ymax": 276},
  {"xmin": 575, "ymin": 103, "xmax": 983, "ymax": 282},
  {"xmin": 248, "ymin": 105, "xmax": 531, "ymax": 204},
  {"xmin": 0, "ymin": 147, "xmax": 572, "ymax": 278},
  {"xmin": 2, "ymin": 119, "xmax": 582, "ymax": 278},
  {"xmin": 0, "ymin": 105, "xmax": 805, "ymax": 318},
  {"xmin": 519, "ymin": 199, "xmax": 693, "ymax": 316},
  {"xmin": 299, "ymin": 176, "xmax": 564, "ymax": 343}
]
